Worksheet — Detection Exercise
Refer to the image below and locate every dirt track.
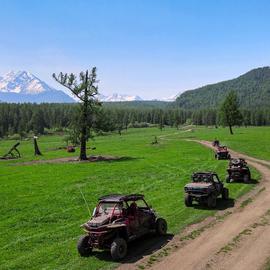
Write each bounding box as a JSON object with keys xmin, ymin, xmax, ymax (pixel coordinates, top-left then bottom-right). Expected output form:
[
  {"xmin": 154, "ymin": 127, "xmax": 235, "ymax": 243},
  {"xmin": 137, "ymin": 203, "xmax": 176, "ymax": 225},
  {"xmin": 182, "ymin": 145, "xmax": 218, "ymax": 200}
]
[{"xmin": 118, "ymin": 140, "xmax": 270, "ymax": 270}]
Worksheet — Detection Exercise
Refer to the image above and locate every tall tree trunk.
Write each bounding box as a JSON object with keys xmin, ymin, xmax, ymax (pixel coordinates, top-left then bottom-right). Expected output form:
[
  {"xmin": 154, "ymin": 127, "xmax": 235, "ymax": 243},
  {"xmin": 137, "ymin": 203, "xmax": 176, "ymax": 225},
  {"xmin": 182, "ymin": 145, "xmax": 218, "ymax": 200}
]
[
  {"xmin": 80, "ymin": 122, "xmax": 87, "ymax": 160},
  {"xmin": 79, "ymin": 102, "xmax": 88, "ymax": 160},
  {"xmin": 79, "ymin": 72, "xmax": 89, "ymax": 161},
  {"xmin": 229, "ymin": 125, "xmax": 234, "ymax": 135}
]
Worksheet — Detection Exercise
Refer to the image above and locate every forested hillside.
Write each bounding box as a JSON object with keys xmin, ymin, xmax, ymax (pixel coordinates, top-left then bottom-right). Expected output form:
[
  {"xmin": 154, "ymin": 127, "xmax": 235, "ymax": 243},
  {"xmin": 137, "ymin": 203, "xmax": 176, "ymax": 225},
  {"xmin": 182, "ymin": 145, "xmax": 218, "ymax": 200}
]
[{"xmin": 176, "ymin": 67, "xmax": 270, "ymax": 110}]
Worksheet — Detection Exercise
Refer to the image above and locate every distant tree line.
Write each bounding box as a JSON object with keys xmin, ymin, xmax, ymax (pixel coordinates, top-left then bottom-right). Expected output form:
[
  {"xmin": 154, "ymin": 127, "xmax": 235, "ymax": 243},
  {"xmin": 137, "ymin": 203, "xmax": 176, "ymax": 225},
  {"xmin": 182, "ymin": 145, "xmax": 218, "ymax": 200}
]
[{"xmin": 0, "ymin": 103, "xmax": 270, "ymax": 138}]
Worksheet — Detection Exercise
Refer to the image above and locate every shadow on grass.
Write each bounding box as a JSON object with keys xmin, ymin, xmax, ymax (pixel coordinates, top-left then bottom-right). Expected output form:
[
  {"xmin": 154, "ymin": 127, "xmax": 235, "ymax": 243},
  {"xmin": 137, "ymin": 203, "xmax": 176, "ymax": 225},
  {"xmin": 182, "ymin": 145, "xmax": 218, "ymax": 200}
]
[
  {"xmin": 193, "ymin": 198, "xmax": 235, "ymax": 211},
  {"xmin": 91, "ymin": 233, "xmax": 173, "ymax": 263},
  {"xmin": 227, "ymin": 178, "xmax": 259, "ymax": 185},
  {"xmin": 105, "ymin": 156, "xmax": 141, "ymax": 163},
  {"xmin": 14, "ymin": 155, "xmax": 141, "ymax": 166}
]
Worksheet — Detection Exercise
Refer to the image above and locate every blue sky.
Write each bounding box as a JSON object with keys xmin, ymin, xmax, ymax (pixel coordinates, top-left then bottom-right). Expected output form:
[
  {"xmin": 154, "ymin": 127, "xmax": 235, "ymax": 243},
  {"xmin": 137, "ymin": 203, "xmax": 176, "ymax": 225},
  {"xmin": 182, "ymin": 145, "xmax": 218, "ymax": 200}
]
[{"xmin": 0, "ymin": 0, "xmax": 269, "ymax": 99}]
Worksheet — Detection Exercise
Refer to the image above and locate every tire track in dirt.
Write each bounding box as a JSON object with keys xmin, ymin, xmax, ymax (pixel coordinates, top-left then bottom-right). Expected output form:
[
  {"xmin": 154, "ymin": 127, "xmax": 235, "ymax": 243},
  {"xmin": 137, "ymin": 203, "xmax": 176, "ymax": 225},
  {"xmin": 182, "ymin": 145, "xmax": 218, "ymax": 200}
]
[
  {"xmin": 150, "ymin": 140, "xmax": 270, "ymax": 270},
  {"xmin": 117, "ymin": 140, "xmax": 270, "ymax": 270}
]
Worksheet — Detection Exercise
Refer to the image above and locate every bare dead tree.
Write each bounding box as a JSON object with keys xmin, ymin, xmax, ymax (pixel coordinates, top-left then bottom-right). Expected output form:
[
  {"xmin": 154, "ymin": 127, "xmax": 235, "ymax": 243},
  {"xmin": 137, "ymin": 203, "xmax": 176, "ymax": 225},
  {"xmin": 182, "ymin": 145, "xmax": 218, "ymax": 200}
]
[{"xmin": 1, "ymin": 142, "xmax": 21, "ymax": 159}]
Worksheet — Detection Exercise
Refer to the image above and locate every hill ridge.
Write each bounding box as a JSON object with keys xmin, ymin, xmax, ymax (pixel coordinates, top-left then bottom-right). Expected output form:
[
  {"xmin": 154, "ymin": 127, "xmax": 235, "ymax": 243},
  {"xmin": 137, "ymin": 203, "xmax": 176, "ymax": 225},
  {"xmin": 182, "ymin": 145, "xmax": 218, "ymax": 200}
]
[{"xmin": 176, "ymin": 66, "xmax": 270, "ymax": 110}]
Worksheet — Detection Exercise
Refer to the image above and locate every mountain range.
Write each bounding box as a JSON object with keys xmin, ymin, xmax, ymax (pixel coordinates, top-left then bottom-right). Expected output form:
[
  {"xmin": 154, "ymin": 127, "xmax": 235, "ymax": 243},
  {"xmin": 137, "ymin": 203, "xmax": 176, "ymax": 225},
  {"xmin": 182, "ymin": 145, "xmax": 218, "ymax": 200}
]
[
  {"xmin": 98, "ymin": 93, "xmax": 143, "ymax": 102},
  {"xmin": 3, "ymin": 67, "xmax": 268, "ymax": 106},
  {"xmin": 176, "ymin": 66, "xmax": 270, "ymax": 110},
  {"xmin": 0, "ymin": 71, "xmax": 75, "ymax": 103},
  {"xmin": 0, "ymin": 71, "xmax": 173, "ymax": 103}
]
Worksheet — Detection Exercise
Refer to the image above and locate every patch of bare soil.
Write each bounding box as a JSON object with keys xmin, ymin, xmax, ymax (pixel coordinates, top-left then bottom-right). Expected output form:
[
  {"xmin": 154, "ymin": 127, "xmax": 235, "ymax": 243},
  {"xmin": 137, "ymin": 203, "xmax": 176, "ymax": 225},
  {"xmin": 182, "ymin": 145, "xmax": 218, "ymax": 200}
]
[
  {"xmin": 117, "ymin": 140, "xmax": 270, "ymax": 270},
  {"xmin": 15, "ymin": 155, "xmax": 125, "ymax": 165}
]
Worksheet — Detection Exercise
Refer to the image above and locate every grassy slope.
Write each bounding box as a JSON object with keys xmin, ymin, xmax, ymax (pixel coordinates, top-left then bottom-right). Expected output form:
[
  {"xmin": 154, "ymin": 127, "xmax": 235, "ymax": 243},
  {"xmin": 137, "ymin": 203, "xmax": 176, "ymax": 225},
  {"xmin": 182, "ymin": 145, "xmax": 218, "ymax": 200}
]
[{"xmin": 0, "ymin": 128, "xmax": 259, "ymax": 270}]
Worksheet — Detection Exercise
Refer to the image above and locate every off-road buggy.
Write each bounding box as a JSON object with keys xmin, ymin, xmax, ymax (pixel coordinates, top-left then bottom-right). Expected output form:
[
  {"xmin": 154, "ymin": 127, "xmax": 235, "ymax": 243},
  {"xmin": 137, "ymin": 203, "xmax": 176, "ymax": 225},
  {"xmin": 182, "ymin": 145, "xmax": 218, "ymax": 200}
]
[
  {"xmin": 77, "ymin": 194, "xmax": 167, "ymax": 261},
  {"xmin": 226, "ymin": 158, "xmax": 251, "ymax": 183},
  {"xmin": 215, "ymin": 146, "xmax": 231, "ymax": 160},
  {"xmin": 184, "ymin": 172, "xmax": 229, "ymax": 208}
]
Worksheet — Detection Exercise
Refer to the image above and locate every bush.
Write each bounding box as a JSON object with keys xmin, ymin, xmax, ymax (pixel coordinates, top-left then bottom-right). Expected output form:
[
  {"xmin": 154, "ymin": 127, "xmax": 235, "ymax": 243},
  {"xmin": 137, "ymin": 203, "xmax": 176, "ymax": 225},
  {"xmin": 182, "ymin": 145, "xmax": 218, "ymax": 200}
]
[
  {"xmin": 128, "ymin": 122, "xmax": 150, "ymax": 128},
  {"xmin": 27, "ymin": 131, "xmax": 35, "ymax": 138},
  {"xmin": 44, "ymin": 128, "xmax": 54, "ymax": 135},
  {"xmin": 19, "ymin": 131, "xmax": 27, "ymax": 139},
  {"xmin": 8, "ymin": 134, "xmax": 21, "ymax": 140},
  {"xmin": 62, "ymin": 135, "xmax": 70, "ymax": 145},
  {"xmin": 54, "ymin": 127, "xmax": 64, "ymax": 132},
  {"xmin": 184, "ymin": 118, "xmax": 193, "ymax": 125}
]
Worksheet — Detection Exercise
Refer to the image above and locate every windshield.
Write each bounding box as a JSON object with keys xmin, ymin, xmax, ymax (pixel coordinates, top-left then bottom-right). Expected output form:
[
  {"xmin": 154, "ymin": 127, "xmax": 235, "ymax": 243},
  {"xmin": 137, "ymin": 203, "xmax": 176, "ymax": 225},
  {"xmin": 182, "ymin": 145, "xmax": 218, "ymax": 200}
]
[
  {"xmin": 96, "ymin": 202, "xmax": 123, "ymax": 216},
  {"xmin": 192, "ymin": 174, "xmax": 212, "ymax": 183},
  {"xmin": 231, "ymin": 159, "xmax": 240, "ymax": 165}
]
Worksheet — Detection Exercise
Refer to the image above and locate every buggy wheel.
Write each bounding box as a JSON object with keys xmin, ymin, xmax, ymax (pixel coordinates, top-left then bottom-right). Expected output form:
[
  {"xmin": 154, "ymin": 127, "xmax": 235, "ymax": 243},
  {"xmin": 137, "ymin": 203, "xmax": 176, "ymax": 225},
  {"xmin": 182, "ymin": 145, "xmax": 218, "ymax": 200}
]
[
  {"xmin": 185, "ymin": 193, "xmax": 193, "ymax": 207},
  {"xmin": 207, "ymin": 195, "xmax": 217, "ymax": 208},
  {"xmin": 111, "ymin": 238, "xmax": 127, "ymax": 261},
  {"xmin": 226, "ymin": 176, "xmax": 231, "ymax": 183},
  {"xmin": 215, "ymin": 154, "xmax": 218, "ymax": 159},
  {"xmin": 222, "ymin": 188, "xmax": 229, "ymax": 200},
  {"xmin": 77, "ymin": 235, "xmax": 92, "ymax": 257},
  {"xmin": 156, "ymin": 218, "xmax": 167, "ymax": 235},
  {"xmin": 244, "ymin": 174, "xmax": 250, "ymax": 183}
]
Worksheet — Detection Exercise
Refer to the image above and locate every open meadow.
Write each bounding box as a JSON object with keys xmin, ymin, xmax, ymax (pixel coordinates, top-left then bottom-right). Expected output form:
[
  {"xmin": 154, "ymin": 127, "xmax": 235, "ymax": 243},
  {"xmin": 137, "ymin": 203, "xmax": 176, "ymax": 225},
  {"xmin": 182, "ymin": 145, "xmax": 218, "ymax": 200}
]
[
  {"xmin": 179, "ymin": 126, "xmax": 270, "ymax": 161},
  {"xmin": 0, "ymin": 127, "xmax": 262, "ymax": 270}
]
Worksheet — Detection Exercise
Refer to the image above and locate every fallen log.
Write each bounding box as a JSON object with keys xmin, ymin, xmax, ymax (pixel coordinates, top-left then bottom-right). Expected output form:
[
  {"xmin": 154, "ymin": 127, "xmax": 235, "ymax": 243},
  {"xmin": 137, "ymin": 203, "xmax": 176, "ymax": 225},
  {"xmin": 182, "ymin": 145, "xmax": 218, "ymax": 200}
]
[{"xmin": 0, "ymin": 142, "xmax": 21, "ymax": 159}]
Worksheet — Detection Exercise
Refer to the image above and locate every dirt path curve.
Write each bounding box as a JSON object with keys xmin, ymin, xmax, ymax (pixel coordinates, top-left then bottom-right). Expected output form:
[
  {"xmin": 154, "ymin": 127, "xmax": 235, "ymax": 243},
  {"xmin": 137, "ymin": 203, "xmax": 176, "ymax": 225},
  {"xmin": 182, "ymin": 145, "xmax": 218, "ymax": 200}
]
[{"xmin": 118, "ymin": 140, "xmax": 270, "ymax": 270}]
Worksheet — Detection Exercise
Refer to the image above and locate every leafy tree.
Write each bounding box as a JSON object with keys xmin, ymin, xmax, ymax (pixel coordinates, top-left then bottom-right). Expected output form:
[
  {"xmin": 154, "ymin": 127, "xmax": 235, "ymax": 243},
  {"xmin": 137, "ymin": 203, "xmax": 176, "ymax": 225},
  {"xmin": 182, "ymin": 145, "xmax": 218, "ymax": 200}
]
[
  {"xmin": 219, "ymin": 91, "xmax": 242, "ymax": 134},
  {"xmin": 53, "ymin": 68, "xmax": 101, "ymax": 160}
]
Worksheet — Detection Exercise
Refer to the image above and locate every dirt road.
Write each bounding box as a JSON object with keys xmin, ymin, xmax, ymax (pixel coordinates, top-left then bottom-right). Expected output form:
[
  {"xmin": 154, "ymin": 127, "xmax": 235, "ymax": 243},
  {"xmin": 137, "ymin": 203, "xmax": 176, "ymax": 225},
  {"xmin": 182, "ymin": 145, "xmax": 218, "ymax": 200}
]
[{"xmin": 118, "ymin": 140, "xmax": 270, "ymax": 270}]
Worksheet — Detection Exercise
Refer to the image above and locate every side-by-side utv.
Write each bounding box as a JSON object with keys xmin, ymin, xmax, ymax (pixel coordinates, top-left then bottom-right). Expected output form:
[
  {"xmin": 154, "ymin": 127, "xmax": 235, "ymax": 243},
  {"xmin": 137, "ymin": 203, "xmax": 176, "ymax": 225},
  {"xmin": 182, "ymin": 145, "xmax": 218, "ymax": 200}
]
[
  {"xmin": 184, "ymin": 172, "xmax": 229, "ymax": 208},
  {"xmin": 215, "ymin": 146, "xmax": 231, "ymax": 160},
  {"xmin": 77, "ymin": 194, "xmax": 167, "ymax": 261},
  {"xmin": 226, "ymin": 158, "xmax": 251, "ymax": 183}
]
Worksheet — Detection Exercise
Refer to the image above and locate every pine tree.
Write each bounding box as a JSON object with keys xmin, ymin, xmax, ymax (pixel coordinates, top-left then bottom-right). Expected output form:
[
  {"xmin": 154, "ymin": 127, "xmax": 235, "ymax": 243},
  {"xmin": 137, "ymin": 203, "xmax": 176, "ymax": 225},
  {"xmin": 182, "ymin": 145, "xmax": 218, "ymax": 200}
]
[
  {"xmin": 219, "ymin": 91, "xmax": 242, "ymax": 134},
  {"xmin": 31, "ymin": 109, "xmax": 45, "ymax": 135}
]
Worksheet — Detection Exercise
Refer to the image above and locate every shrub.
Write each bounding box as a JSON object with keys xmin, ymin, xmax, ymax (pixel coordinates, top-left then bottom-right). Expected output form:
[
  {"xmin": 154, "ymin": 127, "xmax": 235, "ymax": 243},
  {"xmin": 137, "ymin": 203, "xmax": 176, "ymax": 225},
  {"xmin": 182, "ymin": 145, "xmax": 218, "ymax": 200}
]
[
  {"xmin": 8, "ymin": 134, "xmax": 21, "ymax": 140},
  {"xmin": 44, "ymin": 128, "xmax": 54, "ymax": 135},
  {"xmin": 128, "ymin": 122, "xmax": 150, "ymax": 128}
]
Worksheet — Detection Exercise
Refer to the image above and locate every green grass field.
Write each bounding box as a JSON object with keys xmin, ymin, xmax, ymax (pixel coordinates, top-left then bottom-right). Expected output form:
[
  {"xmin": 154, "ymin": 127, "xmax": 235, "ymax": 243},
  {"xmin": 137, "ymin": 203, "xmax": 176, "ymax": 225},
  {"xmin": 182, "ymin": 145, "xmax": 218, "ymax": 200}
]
[
  {"xmin": 179, "ymin": 126, "xmax": 270, "ymax": 161},
  {"xmin": 0, "ymin": 127, "xmax": 262, "ymax": 270}
]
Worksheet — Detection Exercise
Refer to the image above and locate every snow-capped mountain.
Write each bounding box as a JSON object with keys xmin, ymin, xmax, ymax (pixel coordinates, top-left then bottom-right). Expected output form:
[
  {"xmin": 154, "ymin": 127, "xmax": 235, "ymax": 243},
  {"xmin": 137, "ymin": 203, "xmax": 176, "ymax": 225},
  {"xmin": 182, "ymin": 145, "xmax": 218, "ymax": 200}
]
[
  {"xmin": 98, "ymin": 93, "xmax": 143, "ymax": 102},
  {"xmin": 0, "ymin": 70, "xmax": 177, "ymax": 103},
  {"xmin": 151, "ymin": 94, "xmax": 178, "ymax": 102},
  {"xmin": 159, "ymin": 94, "xmax": 178, "ymax": 102},
  {"xmin": 0, "ymin": 71, "xmax": 74, "ymax": 103}
]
